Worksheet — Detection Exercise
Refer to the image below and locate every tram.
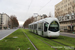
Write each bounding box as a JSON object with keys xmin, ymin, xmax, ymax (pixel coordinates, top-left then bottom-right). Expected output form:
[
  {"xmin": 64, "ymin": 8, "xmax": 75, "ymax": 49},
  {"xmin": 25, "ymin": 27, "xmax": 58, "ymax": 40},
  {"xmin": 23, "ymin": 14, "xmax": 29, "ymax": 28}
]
[{"xmin": 29, "ymin": 18, "xmax": 60, "ymax": 37}]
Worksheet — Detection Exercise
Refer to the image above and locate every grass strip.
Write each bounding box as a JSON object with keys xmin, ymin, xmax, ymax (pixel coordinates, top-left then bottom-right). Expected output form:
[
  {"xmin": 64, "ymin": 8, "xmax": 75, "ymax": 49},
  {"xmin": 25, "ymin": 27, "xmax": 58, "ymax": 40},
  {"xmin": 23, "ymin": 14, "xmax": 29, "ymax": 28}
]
[
  {"xmin": 24, "ymin": 29, "xmax": 75, "ymax": 50},
  {"xmin": 0, "ymin": 29, "xmax": 35, "ymax": 50},
  {"xmin": 57, "ymin": 36, "xmax": 75, "ymax": 44},
  {"xmin": 22, "ymin": 29, "xmax": 55, "ymax": 50},
  {"xmin": 52, "ymin": 36, "xmax": 75, "ymax": 47}
]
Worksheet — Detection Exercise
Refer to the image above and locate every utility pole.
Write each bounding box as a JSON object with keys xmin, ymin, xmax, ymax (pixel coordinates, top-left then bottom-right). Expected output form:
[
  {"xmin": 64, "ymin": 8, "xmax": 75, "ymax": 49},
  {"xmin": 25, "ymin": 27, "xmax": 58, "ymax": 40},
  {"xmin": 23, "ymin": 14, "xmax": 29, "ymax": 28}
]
[
  {"xmin": 49, "ymin": 12, "xmax": 51, "ymax": 17},
  {"xmin": 1, "ymin": 14, "xmax": 3, "ymax": 29}
]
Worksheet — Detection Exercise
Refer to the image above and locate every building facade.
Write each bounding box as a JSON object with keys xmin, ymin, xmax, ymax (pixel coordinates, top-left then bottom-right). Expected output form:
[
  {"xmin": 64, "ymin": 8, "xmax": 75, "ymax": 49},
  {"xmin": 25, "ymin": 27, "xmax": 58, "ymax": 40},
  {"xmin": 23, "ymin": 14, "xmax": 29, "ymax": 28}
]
[
  {"xmin": 34, "ymin": 14, "xmax": 47, "ymax": 22},
  {"xmin": 0, "ymin": 13, "xmax": 12, "ymax": 30},
  {"xmin": 34, "ymin": 15, "xmax": 41, "ymax": 22},
  {"xmin": 55, "ymin": 0, "xmax": 75, "ymax": 32}
]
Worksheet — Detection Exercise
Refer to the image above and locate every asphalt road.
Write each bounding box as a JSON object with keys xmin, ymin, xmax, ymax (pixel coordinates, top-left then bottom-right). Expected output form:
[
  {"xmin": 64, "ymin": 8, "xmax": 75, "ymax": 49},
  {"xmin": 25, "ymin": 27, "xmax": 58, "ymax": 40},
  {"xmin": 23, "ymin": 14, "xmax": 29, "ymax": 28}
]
[
  {"xmin": 60, "ymin": 32, "xmax": 75, "ymax": 38},
  {"xmin": 0, "ymin": 29, "xmax": 75, "ymax": 40},
  {"xmin": 0, "ymin": 29, "xmax": 17, "ymax": 40}
]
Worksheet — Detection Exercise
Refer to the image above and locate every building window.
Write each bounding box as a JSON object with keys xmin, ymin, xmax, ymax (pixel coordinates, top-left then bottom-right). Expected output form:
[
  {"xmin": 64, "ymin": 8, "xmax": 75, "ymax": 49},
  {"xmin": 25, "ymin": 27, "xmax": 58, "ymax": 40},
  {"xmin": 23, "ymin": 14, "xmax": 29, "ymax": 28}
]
[
  {"xmin": 67, "ymin": 16, "xmax": 69, "ymax": 19},
  {"xmin": 66, "ymin": 0, "xmax": 67, "ymax": 2}
]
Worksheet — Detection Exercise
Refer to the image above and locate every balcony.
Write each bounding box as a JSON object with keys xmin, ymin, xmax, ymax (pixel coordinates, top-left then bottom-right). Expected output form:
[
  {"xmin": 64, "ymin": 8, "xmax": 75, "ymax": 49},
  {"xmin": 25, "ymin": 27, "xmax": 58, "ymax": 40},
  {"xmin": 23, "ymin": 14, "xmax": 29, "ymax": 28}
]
[
  {"xmin": 70, "ymin": 13, "xmax": 75, "ymax": 20},
  {"xmin": 58, "ymin": 13, "xmax": 75, "ymax": 22}
]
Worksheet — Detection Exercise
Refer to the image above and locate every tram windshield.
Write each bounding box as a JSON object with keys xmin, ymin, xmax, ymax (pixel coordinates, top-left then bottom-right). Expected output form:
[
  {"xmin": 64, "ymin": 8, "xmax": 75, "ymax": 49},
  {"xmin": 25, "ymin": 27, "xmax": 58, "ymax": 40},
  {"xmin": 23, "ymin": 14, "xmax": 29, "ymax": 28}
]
[{"xmin": 49, "ymin": 21, "xmax": 59, "ymax": 32}]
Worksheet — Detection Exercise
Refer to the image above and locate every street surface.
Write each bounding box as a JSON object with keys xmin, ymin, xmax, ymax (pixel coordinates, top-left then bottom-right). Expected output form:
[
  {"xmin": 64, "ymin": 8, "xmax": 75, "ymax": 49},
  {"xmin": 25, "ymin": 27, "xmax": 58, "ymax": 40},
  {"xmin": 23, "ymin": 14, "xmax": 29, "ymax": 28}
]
[
  {"xmin": 60, "ymin": 32, "xmax": 75, "ymax": 38},
  {"xmin": 0, "ymin": 29, "xmax": 18, "ymax": 40},
  {"xmin": 0, "ymin": 29, "xmax": 75, "ymax": 41}
]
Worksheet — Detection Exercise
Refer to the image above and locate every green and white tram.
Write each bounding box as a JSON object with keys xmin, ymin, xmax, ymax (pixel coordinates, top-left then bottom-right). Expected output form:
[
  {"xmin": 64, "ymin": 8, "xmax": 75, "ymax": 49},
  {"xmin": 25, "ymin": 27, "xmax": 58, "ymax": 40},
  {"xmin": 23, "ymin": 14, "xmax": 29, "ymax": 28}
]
[{"xmin": 29, "ymin": 18, "xmax": 60, "ymax": 37}]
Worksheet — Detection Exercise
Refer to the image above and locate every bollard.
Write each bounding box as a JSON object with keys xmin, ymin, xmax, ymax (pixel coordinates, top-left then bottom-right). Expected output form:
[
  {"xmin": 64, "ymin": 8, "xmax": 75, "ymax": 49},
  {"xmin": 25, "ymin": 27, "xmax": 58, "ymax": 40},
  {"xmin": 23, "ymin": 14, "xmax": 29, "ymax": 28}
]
[{"xmin": 73, "ymin": 32, "xmax": 74, "ymax": 34}]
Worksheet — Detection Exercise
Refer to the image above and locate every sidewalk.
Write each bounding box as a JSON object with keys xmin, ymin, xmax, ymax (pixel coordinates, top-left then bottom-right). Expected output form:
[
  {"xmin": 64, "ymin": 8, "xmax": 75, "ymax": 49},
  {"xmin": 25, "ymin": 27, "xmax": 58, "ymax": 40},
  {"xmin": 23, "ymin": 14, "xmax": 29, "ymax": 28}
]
[
  {"xmin": 60, "ymin": 32, "xmax": 75, "ymax": 38},
  {"xmin": 60, "ymin": 32, "xmax": 75, "ymax": 35},
  {"xmin": 0, "ymin": 28, "xmax": 18, "ymax": 31}
]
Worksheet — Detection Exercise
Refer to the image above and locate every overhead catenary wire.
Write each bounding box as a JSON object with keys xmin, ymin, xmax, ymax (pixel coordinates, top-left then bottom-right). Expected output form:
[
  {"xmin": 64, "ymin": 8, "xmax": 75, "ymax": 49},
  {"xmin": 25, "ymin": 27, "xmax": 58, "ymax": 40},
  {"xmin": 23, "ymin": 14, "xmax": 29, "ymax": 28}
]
[
  {"xmin": 26, "ymin": 0, "xmax": 33, "ymax": 14},
  {"xmin": 38, "ymin": 0, "xmax": 51, "ymax": 12},
  {"xmin": 28, "ymin": 0, "xmax": 33, "ymax": 11}
]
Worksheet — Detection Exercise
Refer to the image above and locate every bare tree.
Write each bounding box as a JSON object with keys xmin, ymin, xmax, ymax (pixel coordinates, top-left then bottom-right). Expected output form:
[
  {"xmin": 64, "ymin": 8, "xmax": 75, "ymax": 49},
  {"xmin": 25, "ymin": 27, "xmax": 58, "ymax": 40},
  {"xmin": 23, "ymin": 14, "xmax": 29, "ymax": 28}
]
[
  {"xmin": 42, "ymin": 14, "xmax": 47, "ymax": 18},
  {"xmin": 23, "ymin": 16, "xmax": 34, "ymax": 28},
  {"xmin": 10, "ymin": 15, "xmax": 19, "ymax": 28}
]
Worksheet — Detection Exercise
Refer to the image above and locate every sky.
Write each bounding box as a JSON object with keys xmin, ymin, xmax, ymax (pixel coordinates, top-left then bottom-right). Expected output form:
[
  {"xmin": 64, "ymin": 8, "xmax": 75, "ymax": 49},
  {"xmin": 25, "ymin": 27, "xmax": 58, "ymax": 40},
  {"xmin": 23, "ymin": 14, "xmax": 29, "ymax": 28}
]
[{"xmin": 0, "ymin": 0, "xmax": 62, "ymax": 26}]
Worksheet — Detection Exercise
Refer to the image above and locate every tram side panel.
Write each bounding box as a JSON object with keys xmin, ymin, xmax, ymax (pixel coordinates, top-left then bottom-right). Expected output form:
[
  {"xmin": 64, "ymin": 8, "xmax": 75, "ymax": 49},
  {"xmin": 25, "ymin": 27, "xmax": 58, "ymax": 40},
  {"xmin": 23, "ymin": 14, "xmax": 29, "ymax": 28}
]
[
  {"xmin": 37, "ymin": 22, "xmax": 43, "ymax": 36},
  {"xmin": 29, "ymin": 25, "xmax": 31, "ymax": 31},
  {"xmin": 30, "ymin": 25, "xmax": 32, "ymax": 32},
  {"xmin": 31, "ymin": 25, "xmax": 33, "ymax": 32},
  {"xmin": 34, "ymin": 24, "xmax": 37, "ymax": 34},
  {"xmin": 33, "ymin": 24, "xmax": 34, "ymax": 33},
  {"xmin": 28, "ymin": 25, "xmax": 30, "ymax": 31},
  {"xmin": 43, "ymin": 22, "xmax": 49, "ymax": 37}
]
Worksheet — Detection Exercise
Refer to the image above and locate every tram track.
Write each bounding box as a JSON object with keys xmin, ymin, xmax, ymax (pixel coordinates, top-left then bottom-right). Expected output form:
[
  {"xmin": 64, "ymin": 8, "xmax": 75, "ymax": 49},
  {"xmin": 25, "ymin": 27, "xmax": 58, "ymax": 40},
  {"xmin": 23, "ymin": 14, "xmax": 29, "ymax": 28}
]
[
  {"xmin": 22, "ymin": 30, "xmax": 38, "ymax": 50},
  {"xmin": 28, "ymin": 32, "xmax": 58, "ymax": 50},
  {"xmin": 50, "ymin": 39, "xmax": 75, "ymax": 50},
  {"xmin": 23, "ymin": 30, "xmax": 57, "ymax": 50},
  {"xmin": 29, "ymin": 32, "xmax": 75, "ymax": 50}
]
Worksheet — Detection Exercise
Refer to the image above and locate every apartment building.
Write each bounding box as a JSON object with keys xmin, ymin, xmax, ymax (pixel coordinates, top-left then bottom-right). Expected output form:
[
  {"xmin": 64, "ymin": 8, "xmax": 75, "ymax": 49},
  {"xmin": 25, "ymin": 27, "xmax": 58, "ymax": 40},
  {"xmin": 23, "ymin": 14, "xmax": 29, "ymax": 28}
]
[
  {"xmin": 34, "ymin": 15, "xmax": 41, "ymax": 22},
  {"xmin": 55, "ymin": 0, "xmax": 75, "ymax": 32},
  {"xmin": 34, "ymin": 14, "xmax": 47, "ymax": 22},
  {"xmin": 0, "ymin": 13, "xmax": 12, "ymax": 30}
]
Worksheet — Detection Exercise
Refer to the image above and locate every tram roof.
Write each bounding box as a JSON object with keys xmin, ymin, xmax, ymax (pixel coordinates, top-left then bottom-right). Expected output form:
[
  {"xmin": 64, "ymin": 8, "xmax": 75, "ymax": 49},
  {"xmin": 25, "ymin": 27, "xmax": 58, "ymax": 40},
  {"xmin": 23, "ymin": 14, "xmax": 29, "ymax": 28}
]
[{"xmin": 29, "ymin": 17, "xmax": 58, "ymax": 25}]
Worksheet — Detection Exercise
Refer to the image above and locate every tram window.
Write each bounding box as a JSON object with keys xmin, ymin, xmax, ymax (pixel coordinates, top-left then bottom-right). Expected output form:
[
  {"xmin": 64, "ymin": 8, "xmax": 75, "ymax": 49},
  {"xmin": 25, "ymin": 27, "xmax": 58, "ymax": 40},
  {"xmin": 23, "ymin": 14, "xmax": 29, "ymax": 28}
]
[
  {"xmin": 29, "ymin": 25, "xmax": 30, "ymax": 29},
  {"xmin": 31, "ymin": 25, "xmax": 32, "ymax": 29},
  {"xmin": 34, "ymin": 24, "xmax": 37, "ymax": 29},
  {"xmin": 31, "ymin": 25, "xmax": 33, "ymax": 29},
  {"xmin": 49, "ymin": 21, "xmax": 59, "ymax": 32},
  {"xmin": 30, "ymin": 25, "xmax": 31, "ymax": 29},
  {"xmin": 38, "ymin": 23, "xmax": 43, "ymax": 31},
  {"xmin": 44, "ymin": 22, "xmax": 49, "ymax": 32}
]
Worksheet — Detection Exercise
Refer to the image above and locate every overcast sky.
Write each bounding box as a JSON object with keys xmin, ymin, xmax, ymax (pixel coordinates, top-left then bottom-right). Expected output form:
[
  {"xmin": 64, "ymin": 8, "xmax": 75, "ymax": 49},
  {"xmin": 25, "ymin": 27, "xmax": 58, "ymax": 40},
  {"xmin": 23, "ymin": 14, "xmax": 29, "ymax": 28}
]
[{"xmin": 0, "ymin": 0, "xmax": 62, "ymax": 26}]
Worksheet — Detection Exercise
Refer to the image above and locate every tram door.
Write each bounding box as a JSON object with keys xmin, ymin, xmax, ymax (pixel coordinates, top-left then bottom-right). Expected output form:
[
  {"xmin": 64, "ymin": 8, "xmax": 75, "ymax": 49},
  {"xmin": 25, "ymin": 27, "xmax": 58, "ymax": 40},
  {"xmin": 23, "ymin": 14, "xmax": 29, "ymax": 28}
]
[{"xmin": 43, "ymin": 22, "xmax": 49, "ymax": 37}]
